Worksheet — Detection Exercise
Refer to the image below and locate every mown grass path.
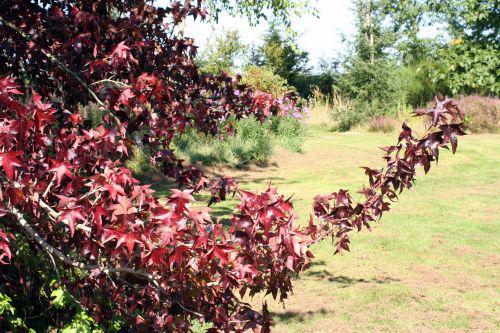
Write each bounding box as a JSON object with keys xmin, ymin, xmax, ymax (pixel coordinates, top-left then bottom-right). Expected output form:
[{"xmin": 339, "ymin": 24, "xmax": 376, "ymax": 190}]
[{"xmin": 157, "ymin": 129, "xmax": 500, "ymax": 332}]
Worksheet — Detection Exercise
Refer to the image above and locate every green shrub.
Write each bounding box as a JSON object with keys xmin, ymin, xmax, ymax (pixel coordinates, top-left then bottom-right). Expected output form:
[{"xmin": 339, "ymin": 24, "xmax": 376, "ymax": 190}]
[
  {"xmin": 79, "ymin": 103, "xmax": 107, "ymax": 128},
  {"xmin": 174, "ymin": 114, "xmax": 306, "ymax": 167},
  {"xmin": 427, "ymin": 42, "xmax": 499, "ymax": 96},
  {"xmin": 332, "ymin": 108, "xmax": 365, "ymax": 132},
  {"xmin": 174, "ymin": 116, "xmax": 274, "ymax": 167},
  {"xmin": 269, "ymin": 115, "xmax": 305, "ymax": 152},
  {"xmin": 395, "ymin": 64, "xmax": 439, "ymax": 107},
  {"xmin": 233, "ymin": 116, "xmax": 274, "ymax": 163},
  {"xmin": 242, "ymin": 65, "xmax": 292, "ymax": 97},
  {"xmin": 328, "ymin": 93, "xmax": 361, "ymax": 132},
  {"xmin": 291, "ymin": 72, "xmax": 335, "ymax": 98}
]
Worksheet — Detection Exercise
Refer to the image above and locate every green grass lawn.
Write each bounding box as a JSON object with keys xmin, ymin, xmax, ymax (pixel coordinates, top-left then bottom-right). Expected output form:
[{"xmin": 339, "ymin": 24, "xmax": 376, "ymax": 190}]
[{"xmin": 155, "ymin": 128, "xmax": 500, "ymax": 332}]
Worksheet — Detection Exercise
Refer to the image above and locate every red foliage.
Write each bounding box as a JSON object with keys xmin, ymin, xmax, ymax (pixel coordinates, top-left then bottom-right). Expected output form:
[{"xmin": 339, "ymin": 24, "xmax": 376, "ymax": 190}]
[{"xmin": 0, "ymin": 1, "xmax": 466, "ymax": 331}]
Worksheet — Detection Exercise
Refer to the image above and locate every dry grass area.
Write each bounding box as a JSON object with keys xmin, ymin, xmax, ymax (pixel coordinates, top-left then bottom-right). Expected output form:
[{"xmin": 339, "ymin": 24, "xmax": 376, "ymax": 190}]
[{"xmin": 155, "ymin": 128, "xmax": 500, "ymax": 332}]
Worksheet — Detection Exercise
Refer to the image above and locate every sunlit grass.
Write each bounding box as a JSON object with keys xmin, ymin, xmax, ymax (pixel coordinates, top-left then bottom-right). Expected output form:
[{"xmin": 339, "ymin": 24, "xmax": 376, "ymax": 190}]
[{"xmin": 153, "ymin": 128, "xmax": 500, "ymax": 332}]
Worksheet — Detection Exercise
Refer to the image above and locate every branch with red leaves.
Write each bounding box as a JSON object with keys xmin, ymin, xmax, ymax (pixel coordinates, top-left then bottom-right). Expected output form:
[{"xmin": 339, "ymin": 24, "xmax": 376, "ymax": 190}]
[
  {"xmin": 0, "ymin": 0, "xmax": 468, "ymax": 331},
  {"xmin": 0, "ymin": 76, "xmax": 466, "ymax": 331},
  {"xmin": 309, "ymin": 98, "xmax": 466, "ymax": 253}
]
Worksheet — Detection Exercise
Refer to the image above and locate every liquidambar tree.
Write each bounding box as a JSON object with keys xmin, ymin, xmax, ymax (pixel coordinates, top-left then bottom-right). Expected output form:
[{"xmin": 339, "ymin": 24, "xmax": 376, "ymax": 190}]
[{"xmin": 0, "ymin": 1, "xmax": 466, "ymax": 332}]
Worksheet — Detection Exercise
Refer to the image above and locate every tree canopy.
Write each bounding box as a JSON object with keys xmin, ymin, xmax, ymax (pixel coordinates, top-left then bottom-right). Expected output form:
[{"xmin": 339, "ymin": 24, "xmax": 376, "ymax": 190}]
[{"xmin": 0, "ymin": 0, "xmax": 468, "ymax": 332}]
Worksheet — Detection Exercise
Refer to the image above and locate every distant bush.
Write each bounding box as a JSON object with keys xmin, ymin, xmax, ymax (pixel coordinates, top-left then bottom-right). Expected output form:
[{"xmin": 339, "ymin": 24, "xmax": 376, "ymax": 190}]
[
  {"xmin": 291, "ymin": 72, "xmax": 335, "ymax": 98},
  {"xmin": 329, "ymin": 93, "xmax": 364, "ymax": 132},
  {"xmin": 242, "ymin": 65, "xmax": 292, "ymax": 98},
  {"xmin": 445, "ymin": 95, "xmax": 499, "ymax": 133},
  {"xmin": 427, "ymin": 42, "xmax": 499, "ymax": 97},
  {"xmin": 395, "ymin": 64, "xmax": 440, "ymax": 107},
  {"xmin": 269, "ymin": 115, "xmax": 305, "ymax": 152},
  {"xmin": 174, "ymin": 116, "xmax": 274, "ymax": 167},
  {"xmin": 174, "ymin": 114, "xmax": 306, "ymax": 167},
  {"xmin": 367, "ymin": 116, "xmax": 398, "ymax": 133}
]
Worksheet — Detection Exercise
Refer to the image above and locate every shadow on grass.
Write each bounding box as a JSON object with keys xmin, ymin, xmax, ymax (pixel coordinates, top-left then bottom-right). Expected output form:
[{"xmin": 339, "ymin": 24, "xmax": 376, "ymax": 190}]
[
  {"xmin": 304, "ymin": 269, "xmax": 400, "ymax": 288},
  {"xmin": 328, "ymin": 275, "xmax": 399, "ymax": 287},
  {"xmin": 272, "ymin": 308, "xmax": 331, "ymax": 324}
]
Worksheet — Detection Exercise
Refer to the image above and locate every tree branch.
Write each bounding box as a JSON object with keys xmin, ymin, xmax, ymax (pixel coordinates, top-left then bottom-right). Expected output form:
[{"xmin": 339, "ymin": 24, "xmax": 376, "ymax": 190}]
[
  {"xmin": 0, "ymin": 15, "xmax": 105, "ymax": 107},
  {"xmin": 8, "ymin": 206, "xmax": 204, "ymax": 318},
  {"xmin": 9, "ymin": 206, "xmax": 155, "ymax": 281}
]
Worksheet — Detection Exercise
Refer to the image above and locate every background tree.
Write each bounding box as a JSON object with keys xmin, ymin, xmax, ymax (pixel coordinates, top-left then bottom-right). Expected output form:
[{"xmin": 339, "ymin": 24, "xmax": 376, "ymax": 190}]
[
  {"xmin": 380, "ymin": 0, "xmax": 429, "ymax": 64},
  {"xmin": 205, "ymin": 0, "xmax": 315, "ymax": 26},
  {"xmin": 332, "ymin": 0, "xmax": 401, "ymax": 129},
  {"xmin": 428, "ymin": 0, "xmax": 499, "ymax": 44},
  {"xmin": 250, "ymin": 21, "xmax": 309, "ymax": 85},
  {"xmin": 425, "ymin": 0, "xmax": 500, "ymax": 95},
  {"xmin": 197, "ymin": 29, "xmax": 246, "ymax": 75}
]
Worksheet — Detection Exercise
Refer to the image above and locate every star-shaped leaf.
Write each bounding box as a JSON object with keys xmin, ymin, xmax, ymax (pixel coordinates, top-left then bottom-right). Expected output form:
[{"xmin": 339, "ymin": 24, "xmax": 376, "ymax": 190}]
[
  {"xmin": 0, "ymin": 151, "xmax": 26, "ymax": 181},
  {"xmin": 58, "ymin": 208, "xmax": 86, "ymax": 237},
  {"xmin": 48, "ymin": 161, "xmax": 74, "ymax": 186}
]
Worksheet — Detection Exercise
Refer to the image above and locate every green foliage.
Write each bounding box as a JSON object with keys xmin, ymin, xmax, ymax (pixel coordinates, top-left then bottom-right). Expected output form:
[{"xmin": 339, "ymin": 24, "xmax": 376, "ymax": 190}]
[
  {"xmin": 330, "ymin": 0, "xmax": 410, "ymax": 130},
  {"xmin": 0, "ymin": 293, "xmax": 36, "ymax": 332},
  {"xmin": 394, "ymin": 62, "xmax": 440, "ymax": 107},
  {"xmin": 331, "ymin": 105, "xmax": 365, "ymax": 132},
  {"xmin": 197, "ymin": 29, "xmax": 246, "ymax": 75},
  {"xmin": 79, "ymin": 103, "xmax": 107, "ymax": 128},
  {"xmin": 125, "ymin": 145, "xmax": 157, "ymax": 177},
  {"xmin": 51, "ymin": 287, "xmax": 74, "ymax": 309},
  {"xmin": 380, "ymin": 0, "xmax": 429, "ymax": 64},
  {"xmin": 353, "ymin": 0, "xmax": 396, "ymax": 64},
  {"xmin": 190, "ymin": 320, "xmax": 214, "ymax": 333},
  {"xmin": 250, "ymin": 21, "xmax": 309, "ymax": 85},
  {"xmin": 60, "ymin": 310, "xmax": 101, "ymax": 333},
  {"xmin": 380, "ymin": 0, "xmax": 499, "ymax": 97},
  {"xmin": 50, "ymin": 287, "xmax": 108, "ymax": 333},
  {"xmin": 242, "ymin": 65, "xmax": 292, "ymax": 97},
  {"xmin": 232, "ymin": 116, "xmax": 275, "ymax": 163},
  {"xmin": 174, "ymin": 115, "xmax": 305, "ymax": 167},
  {"xmin": 0, "ymin": 293, "xmax": 15, "ymax": 316},
  {"xmin": 291, "ymin": 71, "xmax": 336, "ymax": 98},
  {"xmin": 428, "ymin": 0, "xmax": 499, "ymax": 43},
  {"xmin": 174, "ymin": 116, "xmax": 274, "ymax": 167},
  {"xmin": 426, "ymin": 42, "xmax": 499, "ymax": 96},
  {"xmin": 334, "ymin": 58, "xmax": 406, "ymax": 125},
  {"xmin": 269, "ymin": 115, "xmax": 305, "ymax": 152},
  {"xmin": 206, "ymin": 0, "xmax": 315, "ymax": 26}
]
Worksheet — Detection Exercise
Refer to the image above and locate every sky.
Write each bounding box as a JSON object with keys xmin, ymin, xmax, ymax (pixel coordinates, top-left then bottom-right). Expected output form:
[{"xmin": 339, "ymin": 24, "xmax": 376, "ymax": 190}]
[{"xmin": 183, "ymin": 0, "xmax": 357, "ymax": 70}]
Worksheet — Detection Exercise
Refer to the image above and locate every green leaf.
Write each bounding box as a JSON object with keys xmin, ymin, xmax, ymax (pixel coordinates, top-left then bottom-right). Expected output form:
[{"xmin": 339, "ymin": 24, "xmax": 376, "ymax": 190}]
[
  {"xmin": 51, "ymin": 288, "xmax": 72, "ymax": 309},
  {"xmin": 0, "ymin": 293, "xmax": 15, "ymax": 315}
]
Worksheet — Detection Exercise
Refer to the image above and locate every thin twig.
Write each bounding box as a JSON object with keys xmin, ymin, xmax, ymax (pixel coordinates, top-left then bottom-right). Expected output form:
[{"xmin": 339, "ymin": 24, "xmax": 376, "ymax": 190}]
[
  {"xmin": 91, "ymin": 79, "xmax": 131, "ymax": 88},
  {"xmin": 9, "ymin": 206, "xmax": 204, "ymax": 318},
  {"xmin": 43, "ymin": 174, "xmax": 57, "ymax": 197},
  {"xmin": 47, "ymin": 251, "xmax": 61, "ymax": 283},
  {"xmin": 9, "ymin": 206, "xmax": 157, "ymax": 281},
  {"xmin": 0, "ymin": 15, "xmax": 104, "ymax": 106}
]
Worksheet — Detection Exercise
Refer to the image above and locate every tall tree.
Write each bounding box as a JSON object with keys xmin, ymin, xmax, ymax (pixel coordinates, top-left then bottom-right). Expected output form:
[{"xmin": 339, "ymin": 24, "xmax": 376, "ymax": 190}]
[
  {"xmin": 206, "ymin": 0, "xmax": 315, "ymax": 25},
  {"xmin": 381, "ymin": 0, "xmax": 430, "ymax": 64},
  {"xmin": 251, "ymin": 21, "xmax": 309, "ymax": 85},
  {"xmin": 428, "ymin": 0, "xmax": 499, "ymax": 43},
  {"xmin": 197, "ymin": 29, "xmax": 246, "ymax": 74},
  {"xmin": 354, "ymin": 0, "xmax": 395, "ymax": 64}
]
